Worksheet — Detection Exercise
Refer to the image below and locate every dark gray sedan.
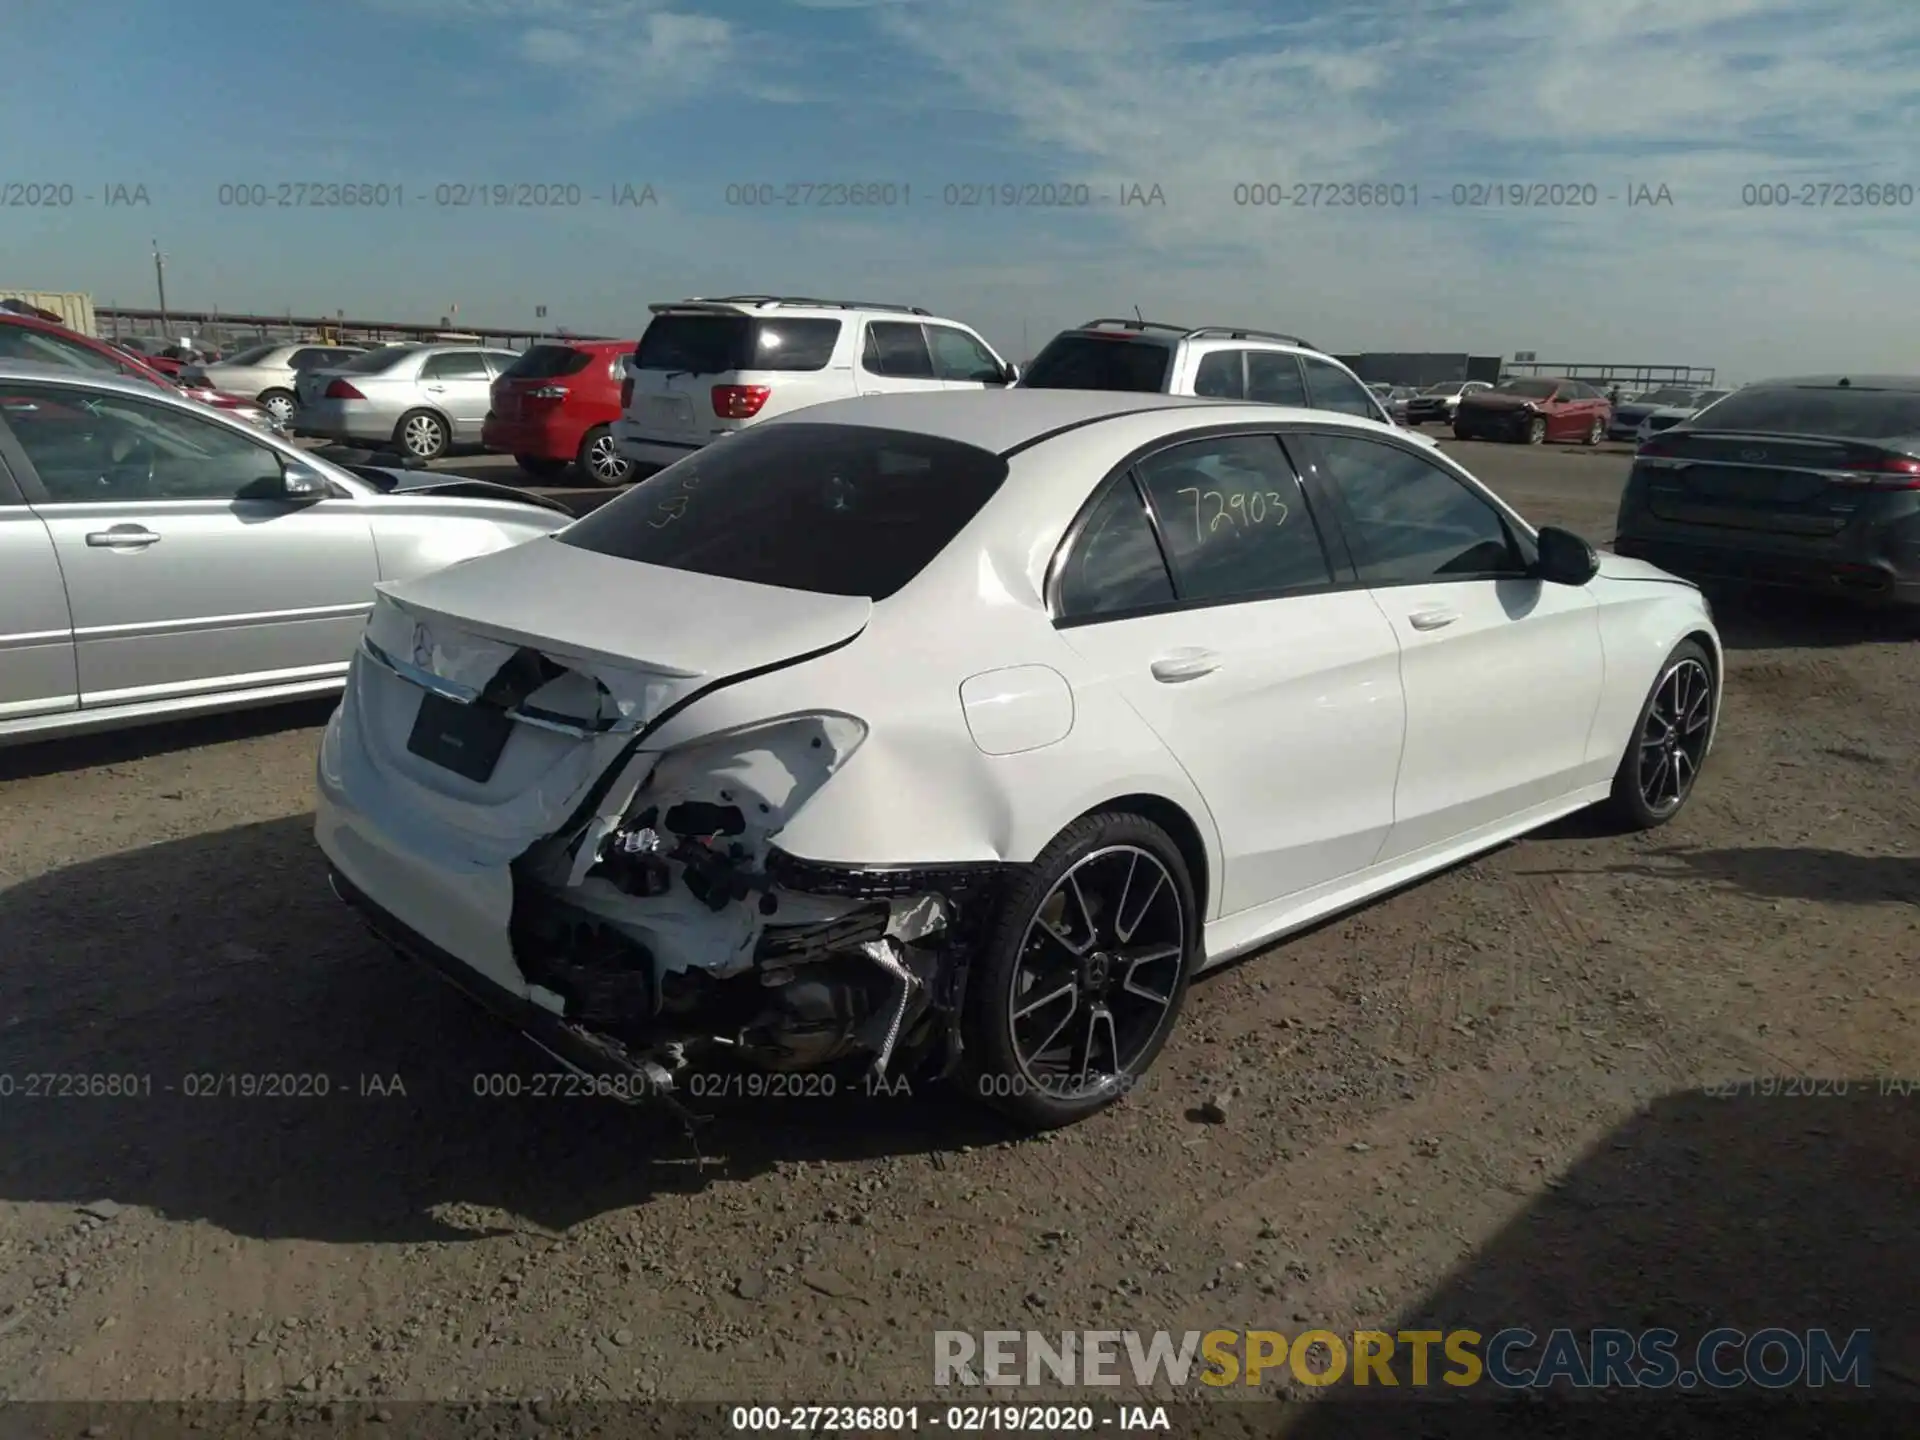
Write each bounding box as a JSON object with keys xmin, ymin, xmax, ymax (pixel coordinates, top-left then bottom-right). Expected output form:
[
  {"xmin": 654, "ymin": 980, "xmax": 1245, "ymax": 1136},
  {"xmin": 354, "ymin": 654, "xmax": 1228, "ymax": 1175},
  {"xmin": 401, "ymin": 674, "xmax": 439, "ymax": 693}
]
[{"xmin": 1613, "ymin": 374, "xmax": 1920, "ymax": 608}]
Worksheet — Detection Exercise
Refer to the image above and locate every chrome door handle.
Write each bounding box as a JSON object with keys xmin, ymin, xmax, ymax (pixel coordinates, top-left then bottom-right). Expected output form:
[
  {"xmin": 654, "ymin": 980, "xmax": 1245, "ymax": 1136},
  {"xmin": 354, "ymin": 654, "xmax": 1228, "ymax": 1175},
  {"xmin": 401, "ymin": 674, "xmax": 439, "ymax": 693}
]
[
  {"xmin": 85, "ymin": 526, "xmax": 160, "ymax": 548},
  {"xmin": 1408, "ymin": 607, "xmax": 1458, "ymax": 631},
  {"xmin": 1149, "ymin": 649, "xmax": 1220, "ymax": 682}
]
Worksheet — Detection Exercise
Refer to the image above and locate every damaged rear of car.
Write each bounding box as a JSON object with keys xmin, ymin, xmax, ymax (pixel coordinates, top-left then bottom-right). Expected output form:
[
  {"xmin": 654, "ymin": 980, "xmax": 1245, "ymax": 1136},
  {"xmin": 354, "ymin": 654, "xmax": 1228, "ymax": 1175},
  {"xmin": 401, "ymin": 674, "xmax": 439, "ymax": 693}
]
[{"xmin": 316, "ymin": 420, "xmax": 1021, "ymax": 1113}]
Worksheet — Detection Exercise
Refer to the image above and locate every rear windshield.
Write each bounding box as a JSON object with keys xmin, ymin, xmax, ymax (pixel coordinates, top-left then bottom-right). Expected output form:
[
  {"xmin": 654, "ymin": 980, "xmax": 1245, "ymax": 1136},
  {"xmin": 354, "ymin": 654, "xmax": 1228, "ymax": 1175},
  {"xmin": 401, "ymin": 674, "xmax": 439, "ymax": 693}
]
[
  {"xmin": 503, "ymin": 344, "xmax": 591, "ymax": 379},
  {"xmin": 634, "ymin": 314, "xmax": 840, "ymax": 374},
  {"xmin": 1682, "ymin": 385, "xmax": 1920, "ymax": 440},
  {"xmin": 337, "ymin": 346, "xmax": 419, "ymax": 374},
  {"xmin": 557, "ymin": 422, "xmax": 1008, "ymax": 600},
  {"xmin": 223, "ymin": 343, "xmax": 281, "ymax": 366},
  {"xmin": 1021, "ymin": 334, "xmax": 1172, "ymax": 392}
]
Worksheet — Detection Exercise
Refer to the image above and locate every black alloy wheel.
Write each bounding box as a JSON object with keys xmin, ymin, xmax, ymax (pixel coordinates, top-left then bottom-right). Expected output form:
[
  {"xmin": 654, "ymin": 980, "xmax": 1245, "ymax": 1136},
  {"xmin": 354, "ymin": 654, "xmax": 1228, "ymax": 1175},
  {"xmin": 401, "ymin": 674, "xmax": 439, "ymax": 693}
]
[
  {"xmin": 1608, "ymin": 639, "xmax": 1716, "ymax": 829},
  {"xmin": 963, "ymin": 812, "xmax": 1197, "ymax": 1128}
]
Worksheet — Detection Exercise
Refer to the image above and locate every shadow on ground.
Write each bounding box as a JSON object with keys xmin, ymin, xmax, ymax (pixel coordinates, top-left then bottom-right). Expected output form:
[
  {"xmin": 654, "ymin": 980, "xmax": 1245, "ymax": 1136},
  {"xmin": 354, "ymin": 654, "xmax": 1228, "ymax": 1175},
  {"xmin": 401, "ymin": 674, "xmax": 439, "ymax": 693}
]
[
  {"xmin": 1521, "ymin": 845, "xmax": 1920, "ymax": 908},
  {"xmin": 1280, "ymin": 1087, "xmax": 1917, "ymax": 1436},
  {"xmin": 0, "ymin": 699, "xmax": 340, "ymax": 783},
  {"xmin": 0, "ymin": 816, "xmax": 1009, "ymax": 1245},
  {"xmin": 1708, "ymin": 586, "xmax": 1917, "ymax": 653}
]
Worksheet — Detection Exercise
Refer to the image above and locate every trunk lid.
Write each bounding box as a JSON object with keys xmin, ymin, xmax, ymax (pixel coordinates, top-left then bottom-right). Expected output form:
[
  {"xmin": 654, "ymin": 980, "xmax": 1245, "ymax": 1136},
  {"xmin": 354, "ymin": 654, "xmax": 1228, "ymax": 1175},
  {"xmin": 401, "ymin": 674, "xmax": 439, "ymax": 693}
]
[
  {"xmin": 336, "ymin": 536, "xmax": 870, "ymax": 868},
  {"xmin": 373, "ymin": 534, "xmax": 870, "ymax": 708},
  {"xmin": 1635, "ymin": 431, "xmax": 1903, "ymax": 536}
]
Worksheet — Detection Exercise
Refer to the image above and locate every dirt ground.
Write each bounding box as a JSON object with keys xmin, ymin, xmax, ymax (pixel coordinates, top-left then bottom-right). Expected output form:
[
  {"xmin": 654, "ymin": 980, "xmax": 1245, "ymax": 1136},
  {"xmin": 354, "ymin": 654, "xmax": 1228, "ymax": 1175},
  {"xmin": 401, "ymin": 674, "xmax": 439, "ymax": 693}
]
[{"xmin": 0, "ymin": 439, "xmax": 1913, "ymax": 1412}]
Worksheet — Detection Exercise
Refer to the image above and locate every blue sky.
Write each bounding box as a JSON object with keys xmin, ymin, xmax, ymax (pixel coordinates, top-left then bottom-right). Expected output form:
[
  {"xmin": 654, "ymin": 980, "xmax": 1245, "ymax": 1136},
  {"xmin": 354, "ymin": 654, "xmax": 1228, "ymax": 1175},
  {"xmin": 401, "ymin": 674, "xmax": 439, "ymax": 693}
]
[{"xmin": 5, "ymin": 0, "xmax": 1919, "ymax": 378}]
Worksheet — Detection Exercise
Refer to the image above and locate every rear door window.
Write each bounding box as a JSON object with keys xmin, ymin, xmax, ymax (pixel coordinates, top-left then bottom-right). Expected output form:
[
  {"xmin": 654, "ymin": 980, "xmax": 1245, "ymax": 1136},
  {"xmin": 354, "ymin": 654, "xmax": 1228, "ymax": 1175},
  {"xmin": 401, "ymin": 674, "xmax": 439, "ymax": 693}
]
[
  {"xmin": 1021, "ymin": 335, "xmax": 1172, "ymax": 392},
  {"xmin": 1135, "ymin": 434, "xmax": 1333, "ymax": 602},
  {"xmin": 1246, "ymin": 352, "xmax": 1306, "ymax": 405},
  {"xmin": 422, "ymin": 350, "xmax": 489, "ymax": 380},
  {"xmin": 557, "ymin": 421, "xmax": 1008, "ymax": 600},
  {"xmin": 1192, "ymin": 350, "xmax": 1246, "ymax": 399},
  {"xmin": 864, "ymin": 322, "xmax": 935, "ymax": 379}
]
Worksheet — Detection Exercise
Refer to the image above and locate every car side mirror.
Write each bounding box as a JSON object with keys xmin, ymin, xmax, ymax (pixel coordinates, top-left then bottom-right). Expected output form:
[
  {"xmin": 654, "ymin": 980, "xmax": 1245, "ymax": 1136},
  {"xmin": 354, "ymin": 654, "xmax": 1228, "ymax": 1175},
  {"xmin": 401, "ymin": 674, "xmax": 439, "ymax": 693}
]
[
  {"xmin": 1533, "ymin": 525, "xmax": 1600, "ymax": 585},
  {"xmin": 280, "ymin": 461, "xmax": 328, "ymax": 499},
  {"xmin": 1002, "ymin": 362, "xmax": 1020, "ymax": 385}
]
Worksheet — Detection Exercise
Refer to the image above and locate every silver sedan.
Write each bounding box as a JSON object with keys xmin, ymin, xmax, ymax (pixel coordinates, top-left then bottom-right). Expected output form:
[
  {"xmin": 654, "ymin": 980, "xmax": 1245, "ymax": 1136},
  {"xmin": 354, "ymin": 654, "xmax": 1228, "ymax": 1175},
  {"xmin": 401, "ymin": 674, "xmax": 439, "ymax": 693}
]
[
  {"xmin": 0, "ymin": 362, "xmax": 570, "ymax": 746},
  {"xmin": 190, "ymin": 341, "xmax": 368, "ymax": 425},
  {"xmin": 293, "ymin": 343, "xmax": 522, "ymax": 461}
]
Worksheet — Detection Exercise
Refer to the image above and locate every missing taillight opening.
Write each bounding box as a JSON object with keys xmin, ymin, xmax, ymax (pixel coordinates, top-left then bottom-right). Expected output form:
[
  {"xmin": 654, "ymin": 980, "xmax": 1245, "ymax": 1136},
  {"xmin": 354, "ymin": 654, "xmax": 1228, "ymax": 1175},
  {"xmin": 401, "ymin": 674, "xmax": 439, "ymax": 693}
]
[{"xmin": 712, "ymin": 384, "xmax": 772, "ymax": 419}]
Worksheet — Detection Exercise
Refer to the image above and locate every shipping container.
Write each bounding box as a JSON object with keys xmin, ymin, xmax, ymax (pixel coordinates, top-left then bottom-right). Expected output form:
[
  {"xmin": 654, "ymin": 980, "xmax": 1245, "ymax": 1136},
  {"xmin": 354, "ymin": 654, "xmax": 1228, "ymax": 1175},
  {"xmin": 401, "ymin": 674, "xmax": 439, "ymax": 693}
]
[{"xmin": 0, "ymin": 291, "xmax": 96, "ymax": 335}]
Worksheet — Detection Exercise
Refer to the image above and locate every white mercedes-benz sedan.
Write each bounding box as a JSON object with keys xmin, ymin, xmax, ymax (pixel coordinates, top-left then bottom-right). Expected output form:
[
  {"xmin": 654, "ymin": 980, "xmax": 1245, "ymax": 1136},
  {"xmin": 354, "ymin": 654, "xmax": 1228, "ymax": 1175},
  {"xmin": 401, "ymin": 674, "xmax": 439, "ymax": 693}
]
[{"xmin": 316, "ymin": 390, "xmax": 1721, "ymax": 1128}]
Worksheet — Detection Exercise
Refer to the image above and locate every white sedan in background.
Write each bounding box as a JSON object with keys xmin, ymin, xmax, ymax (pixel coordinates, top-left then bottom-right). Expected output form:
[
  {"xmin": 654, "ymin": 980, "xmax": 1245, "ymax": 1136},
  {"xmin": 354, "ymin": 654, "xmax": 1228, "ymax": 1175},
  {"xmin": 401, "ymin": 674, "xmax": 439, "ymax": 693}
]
[{"xmin": 316, "ymin": 390, "xmax": 1721, "ymax": 1129}]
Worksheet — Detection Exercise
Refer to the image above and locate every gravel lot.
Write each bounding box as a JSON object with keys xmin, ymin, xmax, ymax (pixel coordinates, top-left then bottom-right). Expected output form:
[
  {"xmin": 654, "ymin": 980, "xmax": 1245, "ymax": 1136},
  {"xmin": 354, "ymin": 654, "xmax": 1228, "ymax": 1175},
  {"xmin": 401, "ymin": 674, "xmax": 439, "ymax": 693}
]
[{"xmin": 0, "ymin": 438, "xmax": 1913, "ymax": 1408}]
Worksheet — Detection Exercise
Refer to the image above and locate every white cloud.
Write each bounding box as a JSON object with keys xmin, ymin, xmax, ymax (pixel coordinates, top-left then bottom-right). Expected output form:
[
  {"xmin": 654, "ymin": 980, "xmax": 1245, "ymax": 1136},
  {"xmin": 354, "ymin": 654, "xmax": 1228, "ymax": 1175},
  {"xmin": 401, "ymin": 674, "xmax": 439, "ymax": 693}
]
[{"xmin": 863, "ymin": 0, "xmax": 1920, "ymax": 374}]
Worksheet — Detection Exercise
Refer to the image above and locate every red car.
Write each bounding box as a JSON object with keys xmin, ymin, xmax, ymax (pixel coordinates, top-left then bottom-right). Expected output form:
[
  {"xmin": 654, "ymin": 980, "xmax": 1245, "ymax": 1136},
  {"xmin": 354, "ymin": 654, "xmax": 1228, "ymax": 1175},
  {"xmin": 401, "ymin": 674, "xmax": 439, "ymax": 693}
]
[
  {"xmin": 1451, "ymin": 376, "xmax": 1613, "ymax": 445},
  {"xmin": 0, "ymin": 313, "xmax": 270, "ymax": 427},
  {"xmin": 482, "ymin": 338, "xmax": 637, "ymax": 486}
]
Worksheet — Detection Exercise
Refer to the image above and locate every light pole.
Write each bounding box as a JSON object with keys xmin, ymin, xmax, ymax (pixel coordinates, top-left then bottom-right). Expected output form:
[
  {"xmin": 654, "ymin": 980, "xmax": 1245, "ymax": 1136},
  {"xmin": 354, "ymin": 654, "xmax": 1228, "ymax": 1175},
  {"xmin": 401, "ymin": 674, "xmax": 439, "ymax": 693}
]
[{"xmin": 151, "ymin": 239, "xmax": 169, "ymax": 336}]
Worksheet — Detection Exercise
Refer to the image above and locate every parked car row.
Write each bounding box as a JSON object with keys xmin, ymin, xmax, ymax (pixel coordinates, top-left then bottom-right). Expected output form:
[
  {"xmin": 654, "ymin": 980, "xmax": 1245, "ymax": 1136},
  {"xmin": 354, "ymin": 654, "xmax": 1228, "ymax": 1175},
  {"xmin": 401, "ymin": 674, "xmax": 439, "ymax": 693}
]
[{"xmin": 0, "ymin": 311, "xmax": 286, "ymax": 434}]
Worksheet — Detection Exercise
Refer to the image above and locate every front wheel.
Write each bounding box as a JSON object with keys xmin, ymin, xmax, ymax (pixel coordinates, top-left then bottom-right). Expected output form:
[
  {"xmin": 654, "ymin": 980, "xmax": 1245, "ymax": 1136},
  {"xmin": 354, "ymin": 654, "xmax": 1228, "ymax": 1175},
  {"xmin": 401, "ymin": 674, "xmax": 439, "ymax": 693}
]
[
  {"xmin": 396, "ymin": 409, "xmax": 449, "ymax": 461},
  {"xmin": 577, "ymin": 424, "xmax": 632, "ymax": 487},
  {"xmin": 1605, "ymin": 640, "xmax": 1716, "ymax": 830},
  {"xmin": 1526, "ymin": 416, "xmax": 1548, "ymax": 445},
  {"xmin": 962, "ymin": 812, "xmax": 1197, "ymax": 1129}
]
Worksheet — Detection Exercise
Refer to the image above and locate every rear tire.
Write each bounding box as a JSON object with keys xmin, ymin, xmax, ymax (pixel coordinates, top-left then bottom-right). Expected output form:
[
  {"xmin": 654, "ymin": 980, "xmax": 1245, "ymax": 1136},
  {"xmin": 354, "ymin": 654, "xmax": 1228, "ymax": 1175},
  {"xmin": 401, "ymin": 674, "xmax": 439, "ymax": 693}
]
[
  {"xmin": 577, "ymin": 424, "xmax": 632, "ymax": 487},
  {"xmin": 1605, "ymin": 639, "xmax": 1716, "ymax": 830},
  {"xmin": 962, "ymin": 811, "xmax": 1198, "ymax": 1130},
  {"xmin": 258, "ymin": 389, "xmax": 296, "ymax": 424},
  {"xmin": 396, "ymin": 409, "xmax": 449, "ymax": 461},
  {"xmin": 515, "ymin": 455, "xmax": 568, "ymax": 478},
  {"xmin": 1585, "ymin": 416, "xmax": 1605, "ymax": 445}
]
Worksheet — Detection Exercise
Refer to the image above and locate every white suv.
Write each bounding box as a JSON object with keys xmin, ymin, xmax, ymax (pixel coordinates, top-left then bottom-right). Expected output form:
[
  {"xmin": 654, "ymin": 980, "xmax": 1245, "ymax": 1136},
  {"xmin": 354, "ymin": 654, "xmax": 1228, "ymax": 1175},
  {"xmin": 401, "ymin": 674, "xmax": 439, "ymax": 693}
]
[
  {"xmin": 614, "ymin": 296, "xmax": 1015, "ymax": 468},
  {"xmin": 1016, "ymin": 318, "xmax": 1433, "ymax": 442}
]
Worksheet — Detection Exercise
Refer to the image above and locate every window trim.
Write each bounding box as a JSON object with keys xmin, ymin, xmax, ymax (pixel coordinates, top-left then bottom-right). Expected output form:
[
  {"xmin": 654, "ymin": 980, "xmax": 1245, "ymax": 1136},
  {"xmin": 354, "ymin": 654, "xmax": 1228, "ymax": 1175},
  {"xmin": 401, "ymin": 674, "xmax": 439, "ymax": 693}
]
[
  {"xmin": 1287, "ymin": 427, "xmax": 1541, "ymax": 592},
  {"xmin": 1046, "ymin": 425, "xmax": 1358, "ymax": 628}
]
